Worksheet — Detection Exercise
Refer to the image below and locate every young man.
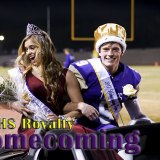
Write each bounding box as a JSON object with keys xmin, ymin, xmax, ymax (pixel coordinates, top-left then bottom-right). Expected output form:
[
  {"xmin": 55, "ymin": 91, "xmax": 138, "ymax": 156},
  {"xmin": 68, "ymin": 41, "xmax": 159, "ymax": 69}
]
[{"xmin": 67, "ymin": 23, "xmax": 153, "ymax": 131}]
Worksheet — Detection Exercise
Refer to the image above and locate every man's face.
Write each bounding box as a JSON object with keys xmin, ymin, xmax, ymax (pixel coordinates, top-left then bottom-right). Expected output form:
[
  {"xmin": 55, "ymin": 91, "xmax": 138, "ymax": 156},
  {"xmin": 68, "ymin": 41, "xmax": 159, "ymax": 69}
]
[{"xmin": 99, "ymin": 42, "xmax": 124, "ymax": 69}]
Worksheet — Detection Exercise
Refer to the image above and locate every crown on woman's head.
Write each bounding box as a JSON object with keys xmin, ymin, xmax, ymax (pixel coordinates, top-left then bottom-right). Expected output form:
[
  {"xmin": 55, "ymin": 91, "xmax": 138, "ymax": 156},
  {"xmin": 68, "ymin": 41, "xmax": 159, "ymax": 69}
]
[{"xmin": 26, "ymin": 23, "xmax": 43, "ymax": 36}]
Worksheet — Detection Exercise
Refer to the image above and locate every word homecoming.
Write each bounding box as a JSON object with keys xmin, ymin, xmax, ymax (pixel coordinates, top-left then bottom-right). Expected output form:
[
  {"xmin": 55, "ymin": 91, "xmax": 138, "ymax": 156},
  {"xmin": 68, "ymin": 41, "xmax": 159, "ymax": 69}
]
[
  {"xmin": 0, "ymin": 130, "xmax": 141, "ymax": 155},
  {"xmin": 0, "ymin": 118, "xmax": 74, "ymax": 130}
]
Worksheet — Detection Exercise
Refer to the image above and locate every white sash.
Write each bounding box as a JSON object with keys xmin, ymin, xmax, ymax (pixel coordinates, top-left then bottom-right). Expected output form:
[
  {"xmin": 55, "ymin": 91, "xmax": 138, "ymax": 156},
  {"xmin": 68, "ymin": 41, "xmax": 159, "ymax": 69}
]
[
  {"xmin": 8, "ymin": 67, "xmax": 54, "ymax": 121},
  {"xmin": 88, "ymin": 58, "xmax": 121, "ymax": 121}
]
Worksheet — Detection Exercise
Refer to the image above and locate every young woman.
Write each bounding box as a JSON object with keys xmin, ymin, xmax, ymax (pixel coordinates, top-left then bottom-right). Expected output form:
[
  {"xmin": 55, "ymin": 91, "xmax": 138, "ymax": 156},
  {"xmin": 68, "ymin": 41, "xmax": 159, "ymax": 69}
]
[{"xmin": 6, "ymin": 23, "xmax": 98, "ymax": 134}]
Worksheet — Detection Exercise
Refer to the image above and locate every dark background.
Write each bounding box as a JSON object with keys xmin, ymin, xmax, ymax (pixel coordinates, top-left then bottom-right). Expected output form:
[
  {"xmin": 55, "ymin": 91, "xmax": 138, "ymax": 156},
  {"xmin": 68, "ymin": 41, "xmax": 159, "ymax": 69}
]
[{"xmin": 0, "ymin": 0, "xmax": 160, "ymax": 53}]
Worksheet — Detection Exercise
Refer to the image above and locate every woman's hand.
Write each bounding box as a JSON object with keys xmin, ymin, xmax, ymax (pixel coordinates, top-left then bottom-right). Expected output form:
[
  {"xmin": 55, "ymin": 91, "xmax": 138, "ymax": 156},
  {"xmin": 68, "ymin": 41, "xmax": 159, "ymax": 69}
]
[
  {"xmin": 9, "ymin": 100, "xmax": 34, "ymax": 117},
  {"xmin": 77, "ymin": 102, "xmax": 99, "ymax": 121},
  {"xmin": 47, "ymin": 114, "xmax": 58, "ymax": 121}
]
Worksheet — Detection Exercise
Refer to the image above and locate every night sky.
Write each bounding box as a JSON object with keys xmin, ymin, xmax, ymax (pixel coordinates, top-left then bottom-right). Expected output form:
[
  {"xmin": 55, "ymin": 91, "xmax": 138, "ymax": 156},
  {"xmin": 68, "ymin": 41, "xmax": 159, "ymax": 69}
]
[
  {"xmin": 0, "ymin": 0, "xmax": 58, "ymax": 52},
  {"xmin": 0, "ymin": 0, "xmax": 160, "ymax": 53}
]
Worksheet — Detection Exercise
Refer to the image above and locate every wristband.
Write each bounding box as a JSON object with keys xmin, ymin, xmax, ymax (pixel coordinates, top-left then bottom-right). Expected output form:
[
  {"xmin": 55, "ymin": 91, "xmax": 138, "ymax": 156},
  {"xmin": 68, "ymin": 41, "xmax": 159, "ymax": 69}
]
[{"xmin": 58, "ymin": 115, "xmax": 67, "ymax": 120}]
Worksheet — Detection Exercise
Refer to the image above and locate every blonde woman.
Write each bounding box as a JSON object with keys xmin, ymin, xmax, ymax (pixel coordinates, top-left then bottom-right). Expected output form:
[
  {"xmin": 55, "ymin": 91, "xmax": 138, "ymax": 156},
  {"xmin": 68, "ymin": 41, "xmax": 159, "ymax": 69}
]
[{"xmin": 7, "ymin": 23, "xmax": 98, "ymax": 135}]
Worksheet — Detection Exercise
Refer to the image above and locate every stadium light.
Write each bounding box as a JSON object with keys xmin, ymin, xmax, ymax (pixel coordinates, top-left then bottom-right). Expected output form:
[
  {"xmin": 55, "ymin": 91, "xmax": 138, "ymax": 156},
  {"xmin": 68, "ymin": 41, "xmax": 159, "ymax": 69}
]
[
  {"xmin": 0, "ymin": 35, "xmax": 4, "ymax": 41},
  {"xmin": 0, "ymin": 35, "xmax": 4, "ymax": 54}
]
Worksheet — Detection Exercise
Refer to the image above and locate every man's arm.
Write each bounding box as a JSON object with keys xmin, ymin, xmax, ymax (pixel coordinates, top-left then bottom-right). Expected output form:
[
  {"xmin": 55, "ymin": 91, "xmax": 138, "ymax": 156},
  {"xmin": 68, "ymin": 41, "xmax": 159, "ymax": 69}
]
[
  {"xmin": 124, "ymin": 98, "xmax": 146, "ymax": 120},
  {"xmin": 124, "ymin": 98, "xmax": 154, "ymax": 124},
  {"xmin": 63, "ymin": 70, "xmax": 99, "ymax": 120}
]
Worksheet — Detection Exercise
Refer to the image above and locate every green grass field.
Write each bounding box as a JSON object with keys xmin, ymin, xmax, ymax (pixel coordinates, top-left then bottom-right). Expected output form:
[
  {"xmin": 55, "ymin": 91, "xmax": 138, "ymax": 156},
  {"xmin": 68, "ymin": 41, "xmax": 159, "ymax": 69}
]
[{"xmin": 0, "ymin": 66, "xmax": 160, "ymax": 125}]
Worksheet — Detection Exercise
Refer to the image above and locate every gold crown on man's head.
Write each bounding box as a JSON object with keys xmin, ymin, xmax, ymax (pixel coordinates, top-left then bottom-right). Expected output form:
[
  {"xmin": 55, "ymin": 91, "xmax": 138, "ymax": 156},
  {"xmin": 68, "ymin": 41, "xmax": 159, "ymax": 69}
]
[
  {"xmin": 94, "ymin": 23, "xmax": 127, "ymax": 53},
  {"xmin": 26, "ymin": 23, "xmax": 43, "ymax": 36}
]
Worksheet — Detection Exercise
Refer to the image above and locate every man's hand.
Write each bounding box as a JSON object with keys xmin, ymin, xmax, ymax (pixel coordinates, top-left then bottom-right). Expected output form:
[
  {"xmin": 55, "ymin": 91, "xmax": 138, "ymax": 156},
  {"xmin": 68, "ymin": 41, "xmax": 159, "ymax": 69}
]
[
  {"xmin": 129, "ymin": 117, "xmax": 155, "ymax": 125},
  {"xmin": 77, "ymin": 102, "xmax": 99, "ymax": 121}
]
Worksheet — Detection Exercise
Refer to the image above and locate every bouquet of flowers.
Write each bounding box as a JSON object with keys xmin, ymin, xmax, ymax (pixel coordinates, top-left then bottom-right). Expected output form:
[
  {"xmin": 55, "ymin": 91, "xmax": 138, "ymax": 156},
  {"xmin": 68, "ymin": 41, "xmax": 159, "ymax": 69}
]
[
  {"xmin": 0, "ymin": 76, "xmax": 17, "ymax": 103},
  {"xmin": 0, "ymin": 76, "xmax": 53, "ymax": 121}
]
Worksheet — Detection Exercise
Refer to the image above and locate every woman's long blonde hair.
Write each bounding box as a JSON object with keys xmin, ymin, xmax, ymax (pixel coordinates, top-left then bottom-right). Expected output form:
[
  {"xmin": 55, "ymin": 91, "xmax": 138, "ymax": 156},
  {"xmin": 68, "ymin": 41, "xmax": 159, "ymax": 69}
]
[{"xmin": 16, "ymin": 31, "xmax": 63, "ymax": 105}]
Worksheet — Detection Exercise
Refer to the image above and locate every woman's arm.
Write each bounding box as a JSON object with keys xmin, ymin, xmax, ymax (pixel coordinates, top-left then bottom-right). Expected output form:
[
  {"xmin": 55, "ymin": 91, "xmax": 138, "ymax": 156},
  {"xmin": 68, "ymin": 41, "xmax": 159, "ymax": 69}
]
[
  {"xmin": 0, "ymin": 103, "xmax": 10, "ymax": 109},
  {"xmin": 0, "ymin": 100, "xmax": 34, "ymax": 118}
]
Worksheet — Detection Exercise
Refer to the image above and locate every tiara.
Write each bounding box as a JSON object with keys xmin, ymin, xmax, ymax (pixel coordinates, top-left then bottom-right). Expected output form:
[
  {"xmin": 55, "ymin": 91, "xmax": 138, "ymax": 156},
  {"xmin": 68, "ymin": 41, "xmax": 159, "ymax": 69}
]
[{"xmin": 26, "ymin": 23, "xmax": 43, "ymax": 36}]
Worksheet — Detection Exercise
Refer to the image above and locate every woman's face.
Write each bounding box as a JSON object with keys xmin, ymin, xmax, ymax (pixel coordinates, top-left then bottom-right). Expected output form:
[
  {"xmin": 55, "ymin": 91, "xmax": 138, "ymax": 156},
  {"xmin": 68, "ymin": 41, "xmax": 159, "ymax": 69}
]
[{"xmin": 24, "ymin": 38, "xmax": 42, "ymax": 67}]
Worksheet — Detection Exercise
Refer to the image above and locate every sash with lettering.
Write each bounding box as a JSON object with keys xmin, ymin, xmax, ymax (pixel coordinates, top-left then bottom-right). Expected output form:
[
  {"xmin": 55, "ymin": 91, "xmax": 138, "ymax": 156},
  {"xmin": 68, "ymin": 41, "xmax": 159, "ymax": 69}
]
[
  {"xmin": 88, "ymin": 58, "xmax": 121, "ymax": 123},
  {"xmin": 8, "ymin": 67, "xmax": 54, "ymax": 121}
]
